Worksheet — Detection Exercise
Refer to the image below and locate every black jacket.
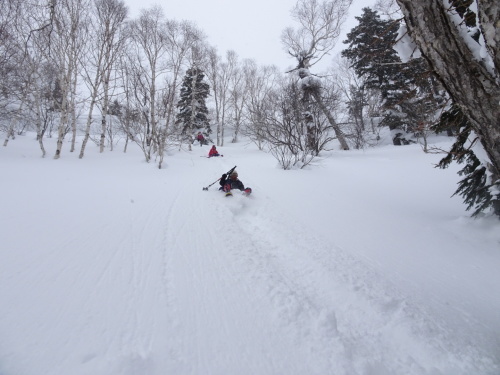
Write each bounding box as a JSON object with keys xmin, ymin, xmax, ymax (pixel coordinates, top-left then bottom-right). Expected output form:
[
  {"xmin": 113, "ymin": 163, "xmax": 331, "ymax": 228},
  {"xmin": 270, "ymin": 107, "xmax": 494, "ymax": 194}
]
[{"xmin": 220, "ymin": 175, "xmax": 245, "ymax": 190}]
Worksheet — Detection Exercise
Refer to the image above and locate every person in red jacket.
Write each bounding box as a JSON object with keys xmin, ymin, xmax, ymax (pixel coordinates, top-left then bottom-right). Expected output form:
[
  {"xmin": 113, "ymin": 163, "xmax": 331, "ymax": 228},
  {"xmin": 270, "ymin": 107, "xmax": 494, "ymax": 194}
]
[
  {"xmin": 196, "ymin": 132, "xmax": 205, "ymax": 146},
  {"xmin": 208, "ymin": 145, "xmax": 221, "ymax": 157}
]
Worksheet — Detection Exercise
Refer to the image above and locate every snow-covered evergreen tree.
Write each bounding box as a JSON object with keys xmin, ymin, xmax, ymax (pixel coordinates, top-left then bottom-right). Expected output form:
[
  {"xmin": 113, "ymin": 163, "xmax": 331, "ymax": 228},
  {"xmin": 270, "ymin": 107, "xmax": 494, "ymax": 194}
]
[
  {"xmin": 342, "ymin": 8, "xmax": 400, "ymax": 89},
  {"xmin": 342, "ymin": 8, "xmax": 409, "ymax": 140},
  {"xmin": 175, "ymin": 66, "xmax": 211, "ymax": 145},
  {"xmin": 436, "ymin": 104, "xmax": 496, "ymax": 217},
  {"xmin": 342, "ymin": 7, "xmax": 445, "ymax": 145}
]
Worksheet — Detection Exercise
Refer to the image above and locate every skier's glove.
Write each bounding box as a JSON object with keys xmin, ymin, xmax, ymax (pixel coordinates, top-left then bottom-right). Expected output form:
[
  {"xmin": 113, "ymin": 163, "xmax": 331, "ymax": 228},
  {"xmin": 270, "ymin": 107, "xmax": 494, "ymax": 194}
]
[{"xmin": 221, "ymin": 174, "xmax": 227, "ymax": 180}]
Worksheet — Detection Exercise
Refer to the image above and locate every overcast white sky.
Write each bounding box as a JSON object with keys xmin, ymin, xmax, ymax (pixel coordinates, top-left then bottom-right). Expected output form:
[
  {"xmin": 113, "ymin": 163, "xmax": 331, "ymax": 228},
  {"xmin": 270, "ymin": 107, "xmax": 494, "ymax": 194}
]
[{"xmin": 125, "ymin": 0, "xmax": 375, "ymax": 72}]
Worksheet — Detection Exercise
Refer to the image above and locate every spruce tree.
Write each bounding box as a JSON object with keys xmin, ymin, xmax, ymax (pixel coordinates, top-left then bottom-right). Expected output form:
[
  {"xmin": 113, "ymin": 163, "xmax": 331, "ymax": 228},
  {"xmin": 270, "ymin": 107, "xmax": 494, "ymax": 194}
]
[
  {"xmin": 175, "ymin": 66, "xmax": 211, "ymax": 144},
  {"xmin": 342, "ymin": 7, "xmax": 446, "ymax": 144},
  {"xmin": 436, "ymin": 104, "xmax": 500, "ymax": 217},
  {"xmin": 342, "ymin": 8, "xmax": 409, "ymax": 138},
  {"xmin": 346, "ymin": 84, "xmax": 366, "ymax": 131},
  {"xmin": 342, "ymin": 8, "xmax": 400, "ymax": 90}
]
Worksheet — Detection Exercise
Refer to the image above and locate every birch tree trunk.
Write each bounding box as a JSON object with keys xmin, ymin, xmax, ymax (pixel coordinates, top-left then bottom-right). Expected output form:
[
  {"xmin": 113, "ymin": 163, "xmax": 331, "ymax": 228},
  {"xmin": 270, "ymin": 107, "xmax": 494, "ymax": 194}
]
[
  {"xmin": 396, "ymin": 0, "xmax": 500, "ymax": 180},
  {"xmin": 54, "ymin": 112, "xmax": 68, "ymax": 158},
  {"xmin": 70, "ymin": 68, "xmax": 78, "ymax": 152},
  {"xmin": 100, "ymin": 73, "xmax": 111, "ymax": 153},
  {"xmin": 188, "ymin": 67, "xmax": 199, "ymax": 151},
  {"xmin": 3, "ymin": 102, "xmax": 23, "ymax": 147},
  {"xmin": 32, "ymin": 87, "xmax": 47, "ymax": 157},
  {"xmin": 311, "ymin": 89, "xmax": 350, "ymax": 150},
  {"xmin": 146, "ymin": 64, "xmax": 157, "ymax": 157},
  {"xmin": 79, "ymin": 87, "xmax": 100, "ymax": 158},
  {"xmin": 206, "ymin": 48, "xmax": 222, "ymax": 146},
  {"xmin": 54, "ymin": 70, "xmax": 70, "ymax": 159},
  {"xmin": 3, "ymin": 127, "xmax": 15, "ymax": 147}
]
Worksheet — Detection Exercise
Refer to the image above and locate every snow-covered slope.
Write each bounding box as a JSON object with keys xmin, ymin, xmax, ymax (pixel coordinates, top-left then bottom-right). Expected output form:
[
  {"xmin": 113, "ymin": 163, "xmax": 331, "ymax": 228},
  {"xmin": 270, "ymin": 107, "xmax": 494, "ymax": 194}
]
[{"xmin": 1, "ymin": 135, "xmax": 499, "ymax": 375}]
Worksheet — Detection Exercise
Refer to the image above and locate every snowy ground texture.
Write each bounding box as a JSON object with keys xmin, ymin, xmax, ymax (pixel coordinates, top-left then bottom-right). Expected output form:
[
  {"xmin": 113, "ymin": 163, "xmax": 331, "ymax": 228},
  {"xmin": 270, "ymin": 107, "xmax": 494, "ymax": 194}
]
[{"xmin": 1, "ymin": 133, "xmax": 499, "ymax": 375}]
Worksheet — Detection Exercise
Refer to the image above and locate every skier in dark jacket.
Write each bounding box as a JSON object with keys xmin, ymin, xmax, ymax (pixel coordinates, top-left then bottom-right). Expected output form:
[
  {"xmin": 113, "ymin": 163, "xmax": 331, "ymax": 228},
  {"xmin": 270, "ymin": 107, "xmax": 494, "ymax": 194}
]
[{"xmin": 220, "ymin": 171, "xmax": 251, "ymax": 195}]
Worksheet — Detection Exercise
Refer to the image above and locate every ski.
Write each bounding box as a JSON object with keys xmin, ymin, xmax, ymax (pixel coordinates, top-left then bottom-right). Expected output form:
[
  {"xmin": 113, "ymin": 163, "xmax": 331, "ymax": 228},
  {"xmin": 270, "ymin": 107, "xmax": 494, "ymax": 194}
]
[{"xmin": 224, "ymin": 189, "xmax": 251, "ymax": 197}]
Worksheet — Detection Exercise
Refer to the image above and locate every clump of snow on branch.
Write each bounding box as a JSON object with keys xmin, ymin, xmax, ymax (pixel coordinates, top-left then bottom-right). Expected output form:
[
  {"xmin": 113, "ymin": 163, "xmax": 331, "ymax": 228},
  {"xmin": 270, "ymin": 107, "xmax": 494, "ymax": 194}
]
[
  {"xmin": 298, "ymin": 68, "xmax": 321, "ymax": 91},
  {"xmin": 393, "ymin": 23, "xmax": 421, "ymax": 63},
  {"xmin": 442, "ymin": 0, "xmax": 496, "ymax": 75}
]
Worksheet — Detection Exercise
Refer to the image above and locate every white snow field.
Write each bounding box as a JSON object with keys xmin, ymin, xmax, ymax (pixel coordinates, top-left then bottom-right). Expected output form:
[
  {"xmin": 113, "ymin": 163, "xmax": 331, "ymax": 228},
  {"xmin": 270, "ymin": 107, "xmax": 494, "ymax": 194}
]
[{"xmin": 1, "ymin": 134, "xmax": 499, "ymax": 375}]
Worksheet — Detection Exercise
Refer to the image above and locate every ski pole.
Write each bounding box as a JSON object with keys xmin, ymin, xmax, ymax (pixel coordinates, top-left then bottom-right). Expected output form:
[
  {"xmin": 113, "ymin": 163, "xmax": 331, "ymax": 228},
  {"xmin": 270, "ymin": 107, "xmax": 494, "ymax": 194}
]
[
  {"xmin": 202, "ymin": 165, "xmax": 236, "ymax": 191},
  {"xmin": 202, "ymin": 178, "xmax": 221, "ymax": 191}
]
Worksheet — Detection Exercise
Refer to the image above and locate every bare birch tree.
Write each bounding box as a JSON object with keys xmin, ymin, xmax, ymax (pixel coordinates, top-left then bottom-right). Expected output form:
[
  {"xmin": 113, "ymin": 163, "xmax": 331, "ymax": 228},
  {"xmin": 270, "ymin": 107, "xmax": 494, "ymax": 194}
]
[
  {"xmin": 49, "ymin": 0, "xmax": 89, "ymax": 159},
  {"xmin": 282, "ymin": 0, "xmax": 352, "ymax": 150},
  {"xmin": 1, "ymin": 0, "xmax": 49, "ymax": 147},
  {"xmin": 15, "ymin": 28, "xmax": 55, "ymax": 156},
  {"xmin": 0, "ymin": 0, "xmax": 21, "ymax": 129},
  {"xmin": 127, "ymin": 6, "xmax": 169, "ymax": 162},
  {"xmin": 13, "ymin": 0, "xmax": 60, "ymax": 156},
  {"xmin": 242, "ymin": 62, "xmax": 281, "ymax": 150},
  {"xmin": 228, "ymin": 54, "xmax": 248, "ymax": 143},
  {"xmin": 258, "ymin": 75, "xmax": 327, "ymax": 169},
  {"xmin": 205, "ymin": 49, "xmax": 237, "ymax": 146},
  {"xmin": 79, "ymin": 0, "xmax": 128, "ymax": 158},
  {"xmin": 205, "ymin": 48, "xmax": 224, "ymax": 146}
]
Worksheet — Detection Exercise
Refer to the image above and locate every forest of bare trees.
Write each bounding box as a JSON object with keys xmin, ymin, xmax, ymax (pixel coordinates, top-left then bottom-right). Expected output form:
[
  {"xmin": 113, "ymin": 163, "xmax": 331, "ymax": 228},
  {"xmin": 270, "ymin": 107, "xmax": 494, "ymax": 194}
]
[
  {"xmin": 0, "ymin": 0, "xmax": 359, "ymax": 170},
  {"xmin": 1, "ymin": 0, "xmax": 498, "ymax": 215}
]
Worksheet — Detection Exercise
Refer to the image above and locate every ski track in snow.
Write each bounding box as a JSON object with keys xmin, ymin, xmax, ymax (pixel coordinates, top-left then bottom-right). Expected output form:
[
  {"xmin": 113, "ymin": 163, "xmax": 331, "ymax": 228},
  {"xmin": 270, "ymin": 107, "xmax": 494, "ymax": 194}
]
[
  {"xmin": 214, "ymin": 195, "xmax": 495, "ymax": 375},
  {"xmin": 0, "ymin": 138, "xmax": 499, "ymax": 375},
  {"xmin": 151, "ymin": 156, "xmax": 496, "ymax": 375}
]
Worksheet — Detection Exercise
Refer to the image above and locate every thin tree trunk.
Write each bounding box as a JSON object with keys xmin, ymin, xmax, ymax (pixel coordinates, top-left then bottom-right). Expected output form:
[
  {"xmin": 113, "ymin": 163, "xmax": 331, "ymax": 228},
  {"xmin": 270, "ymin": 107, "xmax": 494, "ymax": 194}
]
[
  {"xmin": 146, "ymin": 65, "xmax": 157, "ymax": 157},
  {"xmin": 3, "ymin": 103, "xmax": 23, "ymax": 147},
  {"xmin": 70, "ymin": 69, "xmax": 78, "ymax": 152},
  {"xmin": 54, "ymin": 73, "xmax": 70, "ymax": 159},
  {"xmin": 100, "ymin": 76, "xmax": 111, "ymax": 153},
  {"xmin": 3, "ymin": 127, "xmax": 15, "ymax": 147},
  {"xmin": 311, "ymin": 90, "xmax": 350, "ymax": 150},
  {"xmin": 190, "ymin": 68, "xmax": 198, "ymax": 149},
  {"xmin": 123, "ymin": 134, "xmax": 129, "ymax": 153},
  {"xmin": 33, "ymin": 91, "xmax": 47, "ymax": 157},
  {"xmin": 80, "ymin": 98, "xmax": 97, "ymax": 158}
]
